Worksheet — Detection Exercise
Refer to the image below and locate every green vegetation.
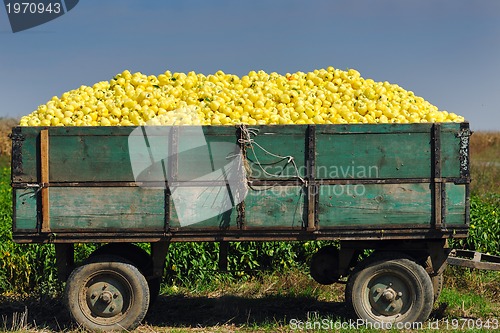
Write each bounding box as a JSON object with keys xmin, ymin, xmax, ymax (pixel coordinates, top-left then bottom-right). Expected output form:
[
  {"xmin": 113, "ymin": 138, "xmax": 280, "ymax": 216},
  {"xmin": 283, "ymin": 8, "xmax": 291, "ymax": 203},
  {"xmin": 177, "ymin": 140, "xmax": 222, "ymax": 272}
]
[
  {"xmin": 0, "ymin": 168, "xmax": 58, "ymax": 295},
  {"xmin": 165, "ymin": 240, "xmax": 325, "ymax": 291},
  {"xmin": 449, "ymin": 194, "xmax": 500, "ymax": 256}
]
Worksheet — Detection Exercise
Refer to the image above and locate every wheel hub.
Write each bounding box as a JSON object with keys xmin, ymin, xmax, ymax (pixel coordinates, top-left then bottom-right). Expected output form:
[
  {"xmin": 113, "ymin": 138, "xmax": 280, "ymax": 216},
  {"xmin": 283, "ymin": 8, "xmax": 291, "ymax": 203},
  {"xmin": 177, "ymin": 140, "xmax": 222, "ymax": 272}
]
[
  {"xmin": 86, "ymin": 280, "xmax": 125, "ymax": 318},
  {"xmin": 369, "ymin": 280, "xmax": 407, "ymax": 316}
]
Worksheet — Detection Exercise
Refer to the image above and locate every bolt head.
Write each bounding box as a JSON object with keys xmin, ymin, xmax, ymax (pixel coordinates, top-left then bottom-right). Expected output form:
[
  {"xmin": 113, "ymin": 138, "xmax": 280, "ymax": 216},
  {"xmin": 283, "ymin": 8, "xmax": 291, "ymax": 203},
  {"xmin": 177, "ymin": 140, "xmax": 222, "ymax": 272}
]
[
  {"xmin": 382, "ymin": 290, "xmax": 395, "ymax": 302},
  {"xmin": 100, "ymin": 291, "xmax": 113, "ymax": 303}
]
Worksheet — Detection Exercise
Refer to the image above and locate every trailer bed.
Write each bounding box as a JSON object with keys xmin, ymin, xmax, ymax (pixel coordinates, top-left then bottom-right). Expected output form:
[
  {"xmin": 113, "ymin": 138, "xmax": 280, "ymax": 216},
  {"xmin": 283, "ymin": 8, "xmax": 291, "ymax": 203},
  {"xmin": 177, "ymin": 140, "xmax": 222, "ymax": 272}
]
[{"xmin": 11, "ymin": 122, "xmax": 471, "ymax": 243}]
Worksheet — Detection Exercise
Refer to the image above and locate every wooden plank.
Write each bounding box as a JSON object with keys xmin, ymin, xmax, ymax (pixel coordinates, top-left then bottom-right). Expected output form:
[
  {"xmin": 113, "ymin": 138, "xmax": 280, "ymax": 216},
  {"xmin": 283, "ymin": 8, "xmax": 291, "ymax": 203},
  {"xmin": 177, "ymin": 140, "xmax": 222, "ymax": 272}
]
[
  {"xmin": 11, "ymin": 127, "xmax": 38, "ymax": 183},
  {"xmin": 440, "ymin": 132, "xmax": 459, "ymax": 178},
  {"xmin": 447, "ymin": 250, "xmax": 500, "ymax": 271},
  {"xmin": 175, "ymin": 137, "xmax": 240, "ymax": 182},
  {"xmin": 13, "ymin": 188, "xmax": 38, "ymax": 231},
  {"xmin": 169, "ymin": 207, "xmax": 237, "ymax": 229},
  {"xmin": 316, "ymin": 132, "xmax": 431, "ymax": 179},
  {"xmin": 317, "ymin": 183, "xmax": 432, "ymax": 226},
  {"xmin": 440, "ymin": 129, "xmax": 463, "ymax": 178},
  {"xmin": 12, "ymin": 123, "xmax": 466, "ymax": 184},
  {"xmin": 244, "ymin": 126, "xmax": 307, "ymax": 180},
  {"xmin": 243, "ymin": 185, "xmax": 304, "ymax": 228},
  {"xmin": 40, "ymin": 129, "xmax": 50, "ymax": 232},
  {"xmin": 168, "ymin": 185, "xmax": 238, "ymax": 228},
  {"xmin": 48, "ymin": 187, "xmax": 165, "ymax": 230},
  {"xmin": 316, "ymin": 123, "xmax": 434, "ymax": 134},
  {"xmin": 47, "ymin": 126, "xmax": 136, "ymax": 136},
  {"xmin": 48, "ymin": 135, "xmax": 135, "ymax": 182},
  {"xmin": 445, "ymin": 183, "xmax": 467, "ymax": 225},
  {"xmin": 43, "ymin": 126, "xmax": 245, "ymax": 183}
]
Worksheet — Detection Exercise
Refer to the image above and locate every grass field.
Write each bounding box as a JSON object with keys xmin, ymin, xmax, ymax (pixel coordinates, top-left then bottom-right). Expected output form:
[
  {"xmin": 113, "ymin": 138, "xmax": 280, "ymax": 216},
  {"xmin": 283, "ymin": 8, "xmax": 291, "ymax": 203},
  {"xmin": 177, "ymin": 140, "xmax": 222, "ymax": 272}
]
[
  {"xmin": 469, "ymin": 131, "xmax": 500, "ymax": 199},
  {"xmin": 1, "ymin": 268, "xmax": 499, "ymax": 332},
  {"xmin": 0, "ymin": 118, "xmax": 499, "ymax": 332}
]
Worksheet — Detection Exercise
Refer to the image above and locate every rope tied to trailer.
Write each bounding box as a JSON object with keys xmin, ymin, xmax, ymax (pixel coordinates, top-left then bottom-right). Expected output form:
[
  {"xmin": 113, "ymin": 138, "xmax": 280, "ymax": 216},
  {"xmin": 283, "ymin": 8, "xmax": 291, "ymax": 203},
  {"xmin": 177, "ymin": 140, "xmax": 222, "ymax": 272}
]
[{"xmin": 237, "ymin": 125, "xmax": 306, "ymax": 185}]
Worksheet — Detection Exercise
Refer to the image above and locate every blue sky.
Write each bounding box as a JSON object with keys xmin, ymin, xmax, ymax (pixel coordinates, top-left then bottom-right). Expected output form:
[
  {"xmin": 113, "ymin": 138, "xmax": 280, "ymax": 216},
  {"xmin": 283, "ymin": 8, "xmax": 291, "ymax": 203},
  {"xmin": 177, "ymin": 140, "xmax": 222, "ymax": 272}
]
[{"xmin": 1, "ymin": 0, "xmax": 499, "ymax": 131}]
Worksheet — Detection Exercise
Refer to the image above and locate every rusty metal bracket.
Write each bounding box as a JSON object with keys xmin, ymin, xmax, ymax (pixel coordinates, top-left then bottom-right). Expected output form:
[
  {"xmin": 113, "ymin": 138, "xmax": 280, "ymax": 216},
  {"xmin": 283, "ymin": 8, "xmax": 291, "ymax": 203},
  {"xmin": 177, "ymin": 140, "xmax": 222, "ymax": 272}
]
[
  {"xmin": 456, "ymin": 123, "xmax": 472, "ymax": 180},
  {"xmin": 447, "ymin": 249, "xmax": 500, "ymax": 271},
  {"xmin": 306, "ymin": 125, "xmax": 316, "ymax": 231}
]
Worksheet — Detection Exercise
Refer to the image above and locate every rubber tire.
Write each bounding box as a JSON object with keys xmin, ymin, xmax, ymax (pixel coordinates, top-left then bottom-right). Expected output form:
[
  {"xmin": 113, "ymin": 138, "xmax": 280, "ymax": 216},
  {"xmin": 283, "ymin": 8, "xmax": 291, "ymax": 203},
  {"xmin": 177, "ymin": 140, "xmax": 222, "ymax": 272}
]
[
  {"xmin": 310, "ymin": 245, "xmax": 339, "ymax": 285},
  {"xmin": 90, "ymin": 243, "xmax": 161, "ymax": 304},
  {"xmin": 65, "ymin": 255, "xmax": 150, "ymax": 331},
  {"xmin": 345, "ymin": 253, "xmax": 434, "ymax": 325}
]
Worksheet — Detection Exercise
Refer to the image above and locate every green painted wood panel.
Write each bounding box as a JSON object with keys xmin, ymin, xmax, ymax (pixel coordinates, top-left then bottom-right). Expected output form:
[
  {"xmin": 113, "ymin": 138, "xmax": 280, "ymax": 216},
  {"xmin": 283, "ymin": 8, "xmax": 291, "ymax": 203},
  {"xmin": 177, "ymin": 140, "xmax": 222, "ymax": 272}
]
[
  {"xmin": 12, "ymin": 123, "xmax": 466, "ymax": 183},
  {"xmin": 11, "ymin": 123, "xmax": 469, "ymax": 236},
  {"xmin": 316, "ymin": 123, "xmax": 434, "ymax": 134},
  {"xmin": 445, "ymin": 183, "xmax": 466, "ymax": 225},
  {"xmin": 46, "ymin": 126, "xmax": 136, "ymax": 136},
  {"xmin": 11, "ymin": 127, "xmax": 39, "ymax": 183},
  {"xmin": 49, "ymin": 187, "xmax": 165, "ymax": 230},
  {"xmin": 169, "ymin": 201, "xmax": 237, "ymax": 229},
  {"xmin": 128, "ymin": 126, "xmax": 240, "ymax": 184},
  {"xmin": 244, "ymin": 185, "xmax": 305, "ymax": 228},
  {"xmin": 316, "ymin": 132, "xmax": 431, "ymax": 179},
  {"xmin": 14, "ymin": 126, "xmax": 244, "ymax": 183},
  {"xmin": 176, "ymin": 127, "xmax": 240, "ymax": 182},
  {"xmin": 49, "ymin": 135, "xmax": 135, "ymax": 182},
  {"xmin": 244, "ymin": 125, "xmax": 307, "ymax": 180},
  {"xmin": 441, "ymin": 130, "xmax": 461, "ymax": 178},
  {"xmin": 318, "ymin": 183, "xmax": 432, "ymax": 226},
  {"xmin": 168, "ymin": 185, "xmax": 238, "ymax": 228},
  {"xmin": 13, "ymin": 188, "xmax": 38, "ymax": 231}
]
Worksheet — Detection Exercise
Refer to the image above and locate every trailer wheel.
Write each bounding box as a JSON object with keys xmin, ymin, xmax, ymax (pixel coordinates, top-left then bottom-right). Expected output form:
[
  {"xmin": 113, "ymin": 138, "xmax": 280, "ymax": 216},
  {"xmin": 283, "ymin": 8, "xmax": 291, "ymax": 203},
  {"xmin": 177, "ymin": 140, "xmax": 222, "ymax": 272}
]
[
  {"xmin": 90, "ymin": 243, "xmax": 161, "ymax": 304},
  {"xmin": 65, "ymin": 255, "xmax": 150, "ymax": 331},
  {"xmin": 345, "ymin": 254, "xmax": 433, "ymax": 325}
]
